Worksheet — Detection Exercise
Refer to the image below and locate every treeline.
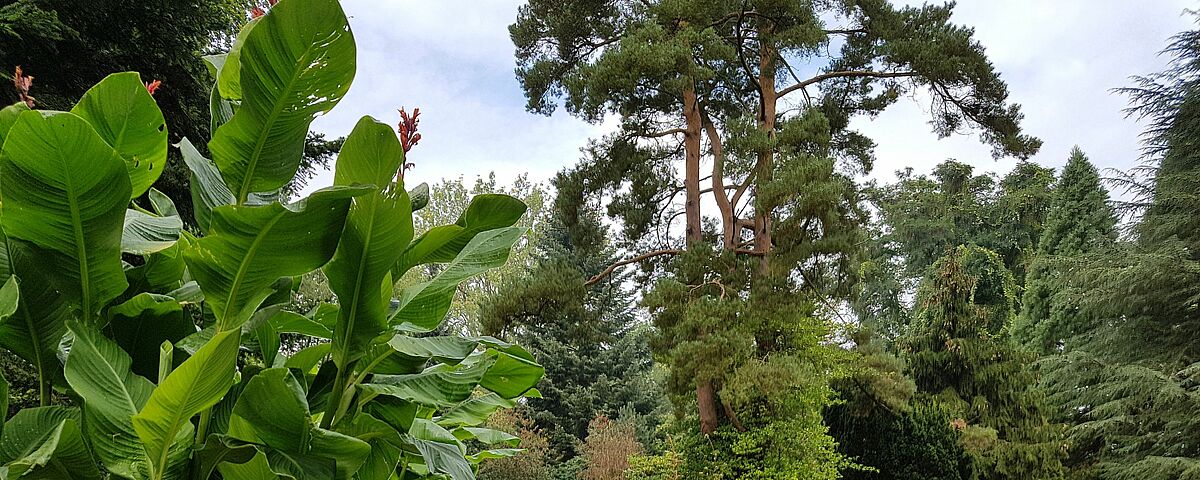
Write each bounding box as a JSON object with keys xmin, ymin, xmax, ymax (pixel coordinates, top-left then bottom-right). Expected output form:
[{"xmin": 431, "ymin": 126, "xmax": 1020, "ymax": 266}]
[{"xmin": 472, "ymin": 2, "xmax": 1200, "ymax": 480}]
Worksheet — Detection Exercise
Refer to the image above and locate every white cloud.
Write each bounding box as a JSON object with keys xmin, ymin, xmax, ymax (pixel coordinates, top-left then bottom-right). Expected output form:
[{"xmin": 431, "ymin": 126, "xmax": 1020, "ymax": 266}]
[{"xmin": 303, "ymin": 0, "xmax": 1197, "ymax": 197}]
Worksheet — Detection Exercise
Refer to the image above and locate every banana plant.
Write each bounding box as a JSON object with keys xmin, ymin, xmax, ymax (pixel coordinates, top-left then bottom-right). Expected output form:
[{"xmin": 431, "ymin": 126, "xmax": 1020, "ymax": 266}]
[{"xmin": 0, "ymin": 0, "xmax": 542, "ymax": 478}]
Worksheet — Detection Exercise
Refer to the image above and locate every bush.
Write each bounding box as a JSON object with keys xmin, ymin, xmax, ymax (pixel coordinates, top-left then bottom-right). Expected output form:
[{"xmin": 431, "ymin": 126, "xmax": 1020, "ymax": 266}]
[{"xmin": 580, "ymin": 416, "xmax": 642, "ymax": 480}]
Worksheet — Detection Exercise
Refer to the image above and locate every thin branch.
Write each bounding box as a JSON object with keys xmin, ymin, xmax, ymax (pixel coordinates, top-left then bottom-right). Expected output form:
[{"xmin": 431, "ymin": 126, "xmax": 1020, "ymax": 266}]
[
  {"xmin": 635, "ymin": 127, "xmax": 688, "ymax": 138},
  {"xmin": 585, "ymin": 248, "xmax": 684, "ymax": 287},
  {"xmin": 777, "ymin": 70, "xmax": 918, "ymax": 99}
]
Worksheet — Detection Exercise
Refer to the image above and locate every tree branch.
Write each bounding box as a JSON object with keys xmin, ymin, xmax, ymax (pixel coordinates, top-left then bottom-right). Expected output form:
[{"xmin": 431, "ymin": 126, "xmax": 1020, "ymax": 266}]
[
  {"xmin": 777, "ymin": 70, "xmax": 918, "ymax": 99},
  {"xmin": 585, "ymin": 248, "xmax": 683, "ymax": 287}
]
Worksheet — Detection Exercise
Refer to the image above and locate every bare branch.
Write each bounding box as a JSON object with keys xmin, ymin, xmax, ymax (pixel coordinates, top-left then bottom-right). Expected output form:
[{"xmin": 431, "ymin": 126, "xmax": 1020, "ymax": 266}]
[
  {"xmin": 585, "ymin": 248, "xmax": 684, "ymax": 287},
  {"xmin": 777, "ymin": 70, "xmax": 918, "ymax": 99}
]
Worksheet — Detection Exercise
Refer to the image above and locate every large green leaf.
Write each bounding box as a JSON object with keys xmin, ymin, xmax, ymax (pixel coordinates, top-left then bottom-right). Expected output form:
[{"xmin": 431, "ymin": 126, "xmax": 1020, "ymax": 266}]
[
  {"xmin": 132, "ymin": 329, "xmax": 240, "ymax": 480},
  {"xmin": 358, "ymin": 358, "xmax": 494, "ymax": 409},
  {"xmin": 208, "ymin": 0, "xmax": 356, "ymax": 203},
  {"xmin": 406, "ymin": 419, "xmax": 473, "ymax": 480},
  {"xmin": 63, "ymin": 322, "xmax": 156, "ymax": 479},
  {"xmin": 122, "ymin": 209, "xmax": 182, "ymax": 255},
  {"xmin": 218, "ymin": 452, "xmax": 294, "ymax": 480},
  {"xmin": 183, "ymin": 186, "xmax": 367, "ymax": 331},
  {"xmin": 390, "ymin": 227, "xmax": 524, "ymax": 333},
  {"xmin": 229, "ymin": 369, "xmax": 370, "ymax": 479},
  {"xmin": 179, "ymin": 138, "xmax": 234, "ymax": 234},
  {"xmin": 0, "ymin": 110, "xmax": 130, "ymax": 323},
  {"xmin": 478, "ymin": 349, "xmax": 544, "ymax": 399},
  {"xmin": 324, "ymin": 116, "xmax": 413, "ymax": 368},
  {"xmin": 391, "ymin": 194, "xmax": 526, "ymax": 278},
  {"xmin": 70, "ymin": 72, "xmax": 168, "ymax": 198},
  {"xmin": 0, "ymin": 231, "xmax": 71, "ymax": 398},
  {"xmin": 0, "ymin": 407, "xmax": 101, "ymax": 479},
  {"xmin": 340, "ymin": 415, "xmax": 403, "ymax": 480},
  {"xmin": 194, "ymin": 434, "xmax": 258, "ymax": 480},
  {"xmin": 0, "ymin": 103, "xmax": 29, "ymax": 146},
  {"xmin": 435, "ymin": 394, "xmax": 516, "ymax": 429},
  {"xmin": 106, "ymin": 293, "xmax": 196, "ymax": 380}
]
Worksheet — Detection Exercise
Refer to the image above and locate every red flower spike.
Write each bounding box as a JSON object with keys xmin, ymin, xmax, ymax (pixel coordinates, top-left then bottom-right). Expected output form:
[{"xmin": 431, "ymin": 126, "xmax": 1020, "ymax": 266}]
[
  {"xmin": 397, "ymin": 107, "xmax": 422, "ymax": 153},
  {"xmin": 13, "ymin": 66, "xmax": 35, "ymax": 108},
  {"xmin": 145, "ymin": 79, "xmax": 162, "ymax": 96},
  {"xmin": 251, "ymin": 6, "xmax": 266, "ymax": 18}
]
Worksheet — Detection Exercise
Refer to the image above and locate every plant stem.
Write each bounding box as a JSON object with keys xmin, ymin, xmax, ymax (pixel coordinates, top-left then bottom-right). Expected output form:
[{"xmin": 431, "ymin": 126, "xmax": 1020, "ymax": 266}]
[
  {"xmin": 195, "ymin": 408, "xmax": 213, "ymax": 448},
  {"xmin": 321, "ymin": 366, "xmax": 351, "ymax": 429},
  {"xmin": 38, "ymin": 376, "xmax": 49, "ymax": 406}
]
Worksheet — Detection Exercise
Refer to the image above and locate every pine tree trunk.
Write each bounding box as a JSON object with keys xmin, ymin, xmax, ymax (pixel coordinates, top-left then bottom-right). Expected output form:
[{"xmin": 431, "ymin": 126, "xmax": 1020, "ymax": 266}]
[
  {"xmin": 683, "ymin": 83, "xmax": 703, "ymax": 244},
  {"xmin": 683, "ymin": 81, "xmax": 720, "ymax": 435},
  {"xmin": 753, "ymin": 39, "xmax": 777, "ymax": 274}
]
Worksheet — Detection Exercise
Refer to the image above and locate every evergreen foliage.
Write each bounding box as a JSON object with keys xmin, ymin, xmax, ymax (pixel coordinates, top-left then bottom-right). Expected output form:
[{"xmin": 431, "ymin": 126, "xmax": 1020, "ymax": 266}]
[
  {"xmin": 479, "ymin": 193, "xmax": 668, "ymax": 460},
  {"xmin": 1014, "ymin": 148, "xmax": 1117, "ymax": 352},
  {"xmin": 903, "ymin": 245, "xmax": 1065, "ymax": 480},
  {"xmin": 1035, "ymin": 20, "xmax": 1200, "ymax": 478}
]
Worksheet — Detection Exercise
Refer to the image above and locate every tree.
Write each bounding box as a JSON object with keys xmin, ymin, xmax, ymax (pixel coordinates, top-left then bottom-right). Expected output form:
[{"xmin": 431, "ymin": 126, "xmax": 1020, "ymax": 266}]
[
  {"xmin": 479, "ymin": 183, "xmax": 667, "ymax": 460},
  {"xmin": 902, "ymin": 245, "xmax": 1065, "ymax": 480},
  {"xmin": 1035, "ymin": 20, "xmax": 1200, "ymax": 478},
  {"xmin": 511, "ymin": 3, "xmax": 1040, "ymax": 468},
  {"xmin": 871, "ymin": 159, "xmax": 1055, "ymax": 282},
  {"xmin": 1013, "ymin": 147, "xmax": 1117, "ymax": 352}
]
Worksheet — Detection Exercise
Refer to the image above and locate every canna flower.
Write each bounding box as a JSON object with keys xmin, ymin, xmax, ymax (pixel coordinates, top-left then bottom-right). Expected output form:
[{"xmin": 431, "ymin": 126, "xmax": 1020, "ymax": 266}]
[
  {"xmin": 13, "ymin": 66, "xmax": 35, "ymax": 108},
  {"xmin": 145, "ymin": 79, "xmax": 162, "ymax": 96},
  {"xmin": 397, "ymin": 107, "xmax": 421, "ymax": 178},
  {"xmin": 251, "ymin": 6, "xmax": 266, "ymax": 18}
]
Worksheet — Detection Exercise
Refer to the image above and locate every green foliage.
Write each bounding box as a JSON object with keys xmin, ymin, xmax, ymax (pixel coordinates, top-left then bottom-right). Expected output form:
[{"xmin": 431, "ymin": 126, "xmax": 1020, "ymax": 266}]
[
  {"xmin": 903, "ymin": 245, "xmax": 1065, "ymax": 480},
  {"xmin": 1014, "ymin": 148, "xmax": 1117, "ymax": 352},
  {"xmin": 826, "ymin": 401, "xmax": 970, "ymax": 480},
  {"xmin": 1033, "ymin": 21, "xmax": 1200, "ymax": 478},
  {"xmin": 870, "ymin": 160, "xmax": 1056, "ymax": 282},
  {"xmin": 625, "ymin": 451, "xmax": 683, "ymax": 480},
  {"xmin": 0, "ymin": 1, "xmax": 541, "ymax": 478}
]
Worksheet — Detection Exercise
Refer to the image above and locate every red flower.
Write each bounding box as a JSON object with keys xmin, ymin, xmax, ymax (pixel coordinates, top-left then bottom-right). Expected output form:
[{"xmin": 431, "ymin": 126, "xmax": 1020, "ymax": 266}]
[
  {"xmin": 13, "ymin": 66, "xmax": 35, "ymax": 108},
  {"xmin": 145, "ymin": 79, "xmax": 162, "ymax": 96},
  {"xmin": 396, "ymin": 107, "xmax": 421, "ymax": 178},
  {"xmin": 251, "ymin": 6, "xmax": 266, "ymax": 18}
]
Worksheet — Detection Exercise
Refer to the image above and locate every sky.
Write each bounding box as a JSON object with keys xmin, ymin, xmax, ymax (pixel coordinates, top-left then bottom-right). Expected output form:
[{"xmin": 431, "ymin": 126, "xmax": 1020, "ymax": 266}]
[{"xmin": 306, "ymin": 0, "xmax": 1198, "ymax": 196}]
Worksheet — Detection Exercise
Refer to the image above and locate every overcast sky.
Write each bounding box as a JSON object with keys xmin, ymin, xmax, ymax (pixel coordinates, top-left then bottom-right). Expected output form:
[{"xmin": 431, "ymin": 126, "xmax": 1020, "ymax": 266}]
[{"xmin": 306, "ymin": 0, "xmax": 1197, "ymax": 195}]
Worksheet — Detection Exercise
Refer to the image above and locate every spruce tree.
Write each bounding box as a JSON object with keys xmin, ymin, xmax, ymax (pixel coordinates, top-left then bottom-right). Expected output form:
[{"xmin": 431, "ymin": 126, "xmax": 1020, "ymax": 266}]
[
  {"xmin": 903, "ymin": 245, "xmax": 1065, "ymax": 480},
  {"xmin": 1014, "ymin": 147, "xmax": 1117, "ymax": 352},
  {"xmin": 478, "ymin": 188, "xmax": 668, "ymax": 463}
]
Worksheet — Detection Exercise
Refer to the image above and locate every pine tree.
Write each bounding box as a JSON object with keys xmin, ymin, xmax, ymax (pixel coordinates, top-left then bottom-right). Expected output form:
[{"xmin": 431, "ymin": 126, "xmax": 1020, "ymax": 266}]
[
  {"xmin": 512, "ymin": 4, "xmax": 1040, "ymax": 469},
  {"xmin": 1014, "ymin": 147, "xmax": 1117, "ymax": 352},
  {"xmin": 903, "ymin": 245, "xmax": 1065, "ymax": 480}
]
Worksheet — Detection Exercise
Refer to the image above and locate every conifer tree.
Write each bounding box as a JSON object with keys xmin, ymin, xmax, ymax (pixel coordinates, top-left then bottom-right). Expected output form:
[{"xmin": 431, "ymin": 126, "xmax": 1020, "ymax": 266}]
[
  {"xmin": 903, "ymin": 245, "xmax": 1065, "ymax": 480},
  {"xmin": 511, "ymin": 3, "xmax": 1040, "ymax": 465},
  {"xmin": 1014, "ymin": 147, "xmax": 1117, "ymax": 352},
  {"xmin": 1037, "ymin": 21, "xmax": 1200, "ymax": 478}
]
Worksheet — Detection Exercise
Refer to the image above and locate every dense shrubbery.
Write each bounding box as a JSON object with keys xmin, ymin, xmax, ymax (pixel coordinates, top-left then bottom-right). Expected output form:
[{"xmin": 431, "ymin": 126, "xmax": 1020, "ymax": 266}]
[{"xmin": 0, "ymin": 0, "xmax": 541, "ymax": 478}]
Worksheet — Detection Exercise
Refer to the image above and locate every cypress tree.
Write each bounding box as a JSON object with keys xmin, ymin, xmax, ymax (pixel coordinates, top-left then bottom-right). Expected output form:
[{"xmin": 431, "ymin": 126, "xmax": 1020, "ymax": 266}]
[{"xmin": 903, "ymin": 245, "xmax": 1065, "ymax": 480}]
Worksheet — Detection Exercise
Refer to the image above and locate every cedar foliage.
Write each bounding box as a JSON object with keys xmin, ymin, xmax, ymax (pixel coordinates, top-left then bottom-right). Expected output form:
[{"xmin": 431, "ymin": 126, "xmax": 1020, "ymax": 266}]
[{"xmin": 1035, "ymin": 19, "xmax": 1200, "ymax": 479}]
